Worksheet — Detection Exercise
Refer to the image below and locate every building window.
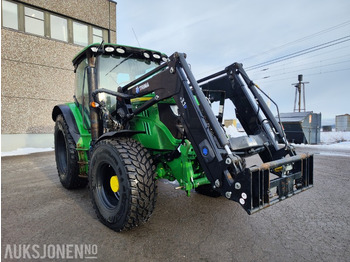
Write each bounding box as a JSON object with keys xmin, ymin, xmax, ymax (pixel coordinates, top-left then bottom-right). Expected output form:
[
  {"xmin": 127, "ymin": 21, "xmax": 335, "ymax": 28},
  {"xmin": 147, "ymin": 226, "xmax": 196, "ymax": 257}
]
[
  {"xmin": 2, "ymin": 0, "xmax": 18, "ymax": 30},
  {"xmin": 92, "ymin": 27, "xmax": 103, "ymax": 43},
  {"xmin": 50, "ymin": 14, "xmax": 67, "ymax": 42},
  {"xmin": 2, "ymin": 1, "xmax": 109, "ymax": 45},
  {"xmin": 24, "ymin": 7, "xmax": 44, "ymax": 36},
  {"xmin": 73, "ymin": 21, "xmax": 88, "ymax": 46}
]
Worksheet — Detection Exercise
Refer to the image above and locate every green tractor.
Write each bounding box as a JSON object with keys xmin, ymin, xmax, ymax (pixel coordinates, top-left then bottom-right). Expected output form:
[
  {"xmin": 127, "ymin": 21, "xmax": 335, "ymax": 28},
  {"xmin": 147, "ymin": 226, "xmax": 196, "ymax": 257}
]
[{"xmin": 52, "ymin": 43, "xmax": 313, "ymax": 231}]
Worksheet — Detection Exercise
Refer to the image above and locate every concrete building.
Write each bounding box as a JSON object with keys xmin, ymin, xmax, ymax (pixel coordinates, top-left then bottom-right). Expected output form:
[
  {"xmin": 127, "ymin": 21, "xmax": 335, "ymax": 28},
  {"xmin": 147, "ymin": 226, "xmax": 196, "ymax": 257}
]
[{"xmin": 1, "ymin": 0, "xmax": 117, "ymax": 152}]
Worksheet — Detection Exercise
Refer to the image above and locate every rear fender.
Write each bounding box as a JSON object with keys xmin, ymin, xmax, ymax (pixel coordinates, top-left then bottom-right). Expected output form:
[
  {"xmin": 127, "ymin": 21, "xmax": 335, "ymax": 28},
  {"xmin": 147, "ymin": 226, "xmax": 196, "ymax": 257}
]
[{"xmin": 52, "ymin": 104, "xmax": 81, "ymax": 144}]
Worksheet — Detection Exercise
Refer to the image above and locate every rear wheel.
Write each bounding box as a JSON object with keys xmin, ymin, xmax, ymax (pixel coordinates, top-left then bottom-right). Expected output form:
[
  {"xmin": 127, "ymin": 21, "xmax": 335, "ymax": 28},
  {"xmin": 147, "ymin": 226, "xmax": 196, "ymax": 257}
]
[
  {"xmin": 54, "ymin": 114, "xmax": 87, "ymax": 189},
  {"xmin": 89, "ymin": 137, "xmax": 157, "ymax": 232}
]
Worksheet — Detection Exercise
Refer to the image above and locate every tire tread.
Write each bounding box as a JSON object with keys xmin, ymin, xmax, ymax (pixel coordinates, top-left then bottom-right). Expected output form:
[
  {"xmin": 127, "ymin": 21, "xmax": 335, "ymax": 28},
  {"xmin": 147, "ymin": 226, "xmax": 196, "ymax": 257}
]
[{"xmin": 90, "ymin": 137, "xmax": 156, "ymax": 231}]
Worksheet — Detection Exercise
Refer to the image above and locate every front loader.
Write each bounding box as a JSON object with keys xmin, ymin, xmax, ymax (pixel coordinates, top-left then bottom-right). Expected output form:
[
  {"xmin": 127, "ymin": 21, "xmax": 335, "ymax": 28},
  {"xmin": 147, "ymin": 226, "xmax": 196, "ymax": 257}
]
[{"xmin": 52, "ymin": 43, "xmax": 313, "ymax": 232}]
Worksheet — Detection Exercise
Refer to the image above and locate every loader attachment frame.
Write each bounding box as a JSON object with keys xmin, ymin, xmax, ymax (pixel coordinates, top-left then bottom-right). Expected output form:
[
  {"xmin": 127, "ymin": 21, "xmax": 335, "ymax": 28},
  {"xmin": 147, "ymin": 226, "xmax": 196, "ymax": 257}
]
[
  {"xmin": 91, "ymin": 51, "xmax": 313, "ymax": 214},
  {"xmin": 235, "ymin": 153, "xmax": 313, "ymax": 214}
]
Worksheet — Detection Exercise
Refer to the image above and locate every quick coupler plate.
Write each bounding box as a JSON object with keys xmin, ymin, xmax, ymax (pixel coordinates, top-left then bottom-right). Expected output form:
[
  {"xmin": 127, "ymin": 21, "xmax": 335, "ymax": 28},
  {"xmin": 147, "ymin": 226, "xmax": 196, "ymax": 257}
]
[{"xmin": 227, "ymin": 154, "xmax": 313, "ymax": 214}]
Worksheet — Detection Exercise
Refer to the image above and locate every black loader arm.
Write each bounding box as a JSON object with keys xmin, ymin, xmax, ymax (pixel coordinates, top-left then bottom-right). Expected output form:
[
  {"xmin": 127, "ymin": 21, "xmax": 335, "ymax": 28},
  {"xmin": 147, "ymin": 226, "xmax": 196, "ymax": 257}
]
[
  {"xmin": 104, "ymin": 53, "xmax": 314, "ymax": 214},
  {"xmin": 200, "ymin": 63, "xmax": 292, "ymax": 162}
]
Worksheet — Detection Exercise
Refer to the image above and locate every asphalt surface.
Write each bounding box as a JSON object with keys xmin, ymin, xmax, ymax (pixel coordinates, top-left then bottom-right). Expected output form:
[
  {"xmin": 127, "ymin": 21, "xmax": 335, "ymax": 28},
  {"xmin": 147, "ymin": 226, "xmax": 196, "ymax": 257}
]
[{"xmin": 1, "ymin": 146, "xmax": 350, "ymax": 262}]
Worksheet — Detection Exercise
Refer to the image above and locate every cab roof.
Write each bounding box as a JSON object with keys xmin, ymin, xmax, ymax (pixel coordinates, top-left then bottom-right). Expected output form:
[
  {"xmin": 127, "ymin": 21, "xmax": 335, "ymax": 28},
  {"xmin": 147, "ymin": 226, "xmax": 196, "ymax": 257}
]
[{"xmin": 72, "ymin": 43, "xmax": 168, "ymax": 67}]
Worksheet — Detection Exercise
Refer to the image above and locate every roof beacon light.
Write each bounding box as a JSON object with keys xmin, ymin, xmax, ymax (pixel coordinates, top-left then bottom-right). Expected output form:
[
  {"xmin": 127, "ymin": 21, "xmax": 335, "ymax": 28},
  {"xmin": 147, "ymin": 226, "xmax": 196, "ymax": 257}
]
[{"xmin": 143, "ymin": 52, "xmax": 151, "ymax": 59}]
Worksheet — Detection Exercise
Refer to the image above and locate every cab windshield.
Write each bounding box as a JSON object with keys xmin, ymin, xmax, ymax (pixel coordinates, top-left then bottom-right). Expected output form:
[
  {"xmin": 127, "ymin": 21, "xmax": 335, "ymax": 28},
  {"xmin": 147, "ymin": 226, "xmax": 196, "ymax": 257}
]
[
  {"xmin": 98, "ymin": 54, "xmax": 159, "ymax": 90},
  {"xmin": 97, "ymin": 54, "xmax": 159, "ymax": 111}
]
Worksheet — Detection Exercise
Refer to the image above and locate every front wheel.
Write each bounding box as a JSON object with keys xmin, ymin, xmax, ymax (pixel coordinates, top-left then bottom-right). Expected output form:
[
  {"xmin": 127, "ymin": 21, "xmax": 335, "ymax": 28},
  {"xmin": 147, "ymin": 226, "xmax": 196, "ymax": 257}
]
[{"xmin": 89, "ymin": 138, "xmax": 157, "ymax": 232}]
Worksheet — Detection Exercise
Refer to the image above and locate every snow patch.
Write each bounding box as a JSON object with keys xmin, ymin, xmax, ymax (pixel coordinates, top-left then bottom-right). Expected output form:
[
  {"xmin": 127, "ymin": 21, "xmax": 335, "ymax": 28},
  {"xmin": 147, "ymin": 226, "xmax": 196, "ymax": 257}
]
[
  {"xmin": 320, "ymin": 131, "xmax": 350, "ymax": 144},
  {"xmin": 1, "ymin": 147, "xmax": 54, "ymax": 157},
  {"xmin": 293, "ymin": 132, "xmax": 350, "ymax": 149}
]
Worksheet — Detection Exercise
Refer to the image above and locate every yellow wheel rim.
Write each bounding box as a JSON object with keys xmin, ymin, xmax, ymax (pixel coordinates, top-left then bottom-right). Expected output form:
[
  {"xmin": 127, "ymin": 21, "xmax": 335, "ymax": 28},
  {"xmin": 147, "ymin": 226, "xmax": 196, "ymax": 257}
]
[{"xmin": 110, "ymin": 175, "xmax": 119, "ymax": 193}]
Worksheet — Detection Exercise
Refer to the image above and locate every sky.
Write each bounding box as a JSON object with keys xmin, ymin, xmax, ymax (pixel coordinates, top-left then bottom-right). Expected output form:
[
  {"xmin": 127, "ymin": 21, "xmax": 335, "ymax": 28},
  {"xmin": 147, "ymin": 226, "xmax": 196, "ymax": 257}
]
[{"xmin": 116, "ymin": 0, "xmax": 350, "ymax": 123}]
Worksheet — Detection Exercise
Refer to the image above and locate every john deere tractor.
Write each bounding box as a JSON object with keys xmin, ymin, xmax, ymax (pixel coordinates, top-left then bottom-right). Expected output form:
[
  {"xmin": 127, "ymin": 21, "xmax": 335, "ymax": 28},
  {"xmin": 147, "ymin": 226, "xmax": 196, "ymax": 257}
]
[{"xmin": 52, "ymin": 43, "xmax": 313, "ymax": 232}]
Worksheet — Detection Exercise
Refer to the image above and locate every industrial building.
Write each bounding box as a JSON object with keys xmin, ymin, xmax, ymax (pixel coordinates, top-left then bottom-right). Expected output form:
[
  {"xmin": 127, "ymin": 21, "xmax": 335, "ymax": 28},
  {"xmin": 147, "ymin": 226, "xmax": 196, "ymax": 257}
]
[{"xmin": 1, "ymin": 0, "xmax": 117, "ymax": 152}]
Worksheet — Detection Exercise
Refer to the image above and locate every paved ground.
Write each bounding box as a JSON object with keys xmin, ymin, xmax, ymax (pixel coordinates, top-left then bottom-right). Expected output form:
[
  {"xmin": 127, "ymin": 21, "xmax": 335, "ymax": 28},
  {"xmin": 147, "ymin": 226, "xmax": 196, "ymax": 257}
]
[{"xmin": 1, "ymin": 146, "xmax": 350, "ymax": 262}]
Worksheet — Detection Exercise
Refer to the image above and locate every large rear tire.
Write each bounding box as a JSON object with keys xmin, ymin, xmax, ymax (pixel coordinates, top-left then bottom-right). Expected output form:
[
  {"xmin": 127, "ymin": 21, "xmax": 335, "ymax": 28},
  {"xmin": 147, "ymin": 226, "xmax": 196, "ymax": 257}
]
[
  {"xmin": 89, "ymin": 137, "xmax": 157, "ymax": 232},
  {"xmin": 54, "ymin": 114, "xmax": 87, "ymax": 189}
]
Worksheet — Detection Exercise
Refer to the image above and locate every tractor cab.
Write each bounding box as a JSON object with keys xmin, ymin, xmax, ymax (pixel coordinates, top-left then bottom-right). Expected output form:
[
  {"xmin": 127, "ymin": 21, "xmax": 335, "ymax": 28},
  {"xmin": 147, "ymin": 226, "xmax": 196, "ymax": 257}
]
[{"xmin": 72, "ymin": 43, "xmax": 168, "ymax": 124}]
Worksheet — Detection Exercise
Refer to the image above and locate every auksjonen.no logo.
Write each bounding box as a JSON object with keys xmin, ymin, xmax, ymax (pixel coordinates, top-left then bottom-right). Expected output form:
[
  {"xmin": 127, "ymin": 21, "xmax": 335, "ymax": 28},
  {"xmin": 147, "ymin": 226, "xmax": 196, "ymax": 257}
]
[{"xmin": 4, "ymin": 244, "xmax": 98, "ymax": 260}]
